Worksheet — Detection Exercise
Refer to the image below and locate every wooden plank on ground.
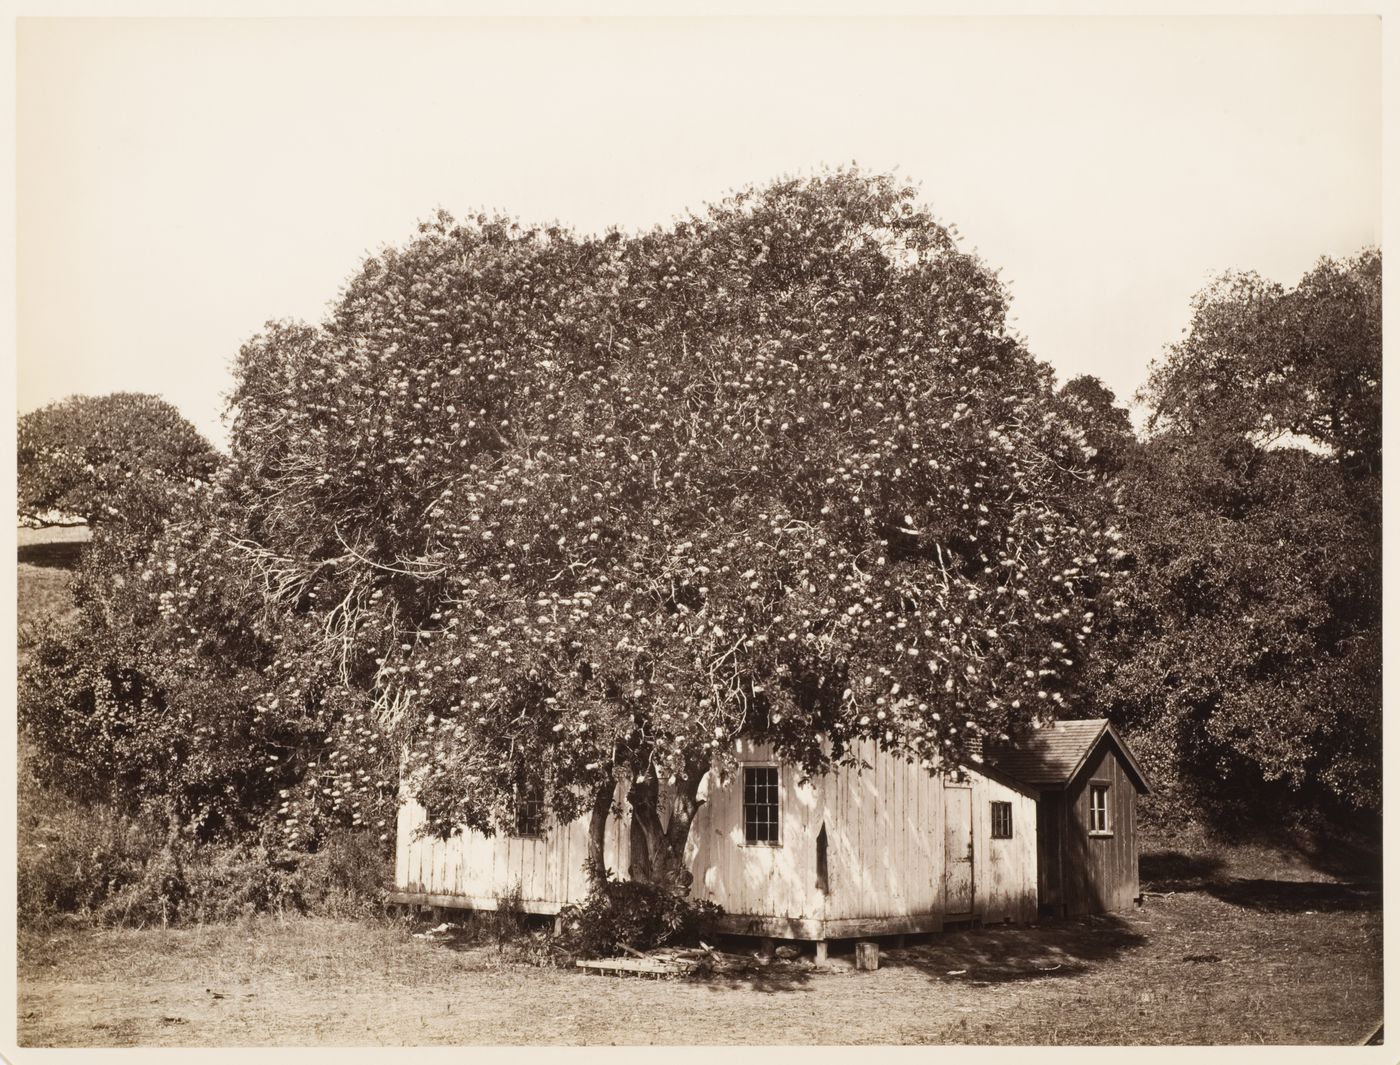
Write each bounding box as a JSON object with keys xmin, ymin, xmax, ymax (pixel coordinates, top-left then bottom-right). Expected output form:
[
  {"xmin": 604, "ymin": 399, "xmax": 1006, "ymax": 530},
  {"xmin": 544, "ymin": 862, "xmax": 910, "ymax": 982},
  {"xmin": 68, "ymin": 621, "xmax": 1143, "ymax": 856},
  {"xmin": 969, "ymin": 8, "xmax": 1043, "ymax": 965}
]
[{"xmin": 575, "ymin": 957, "xmax": 697, "ymax": 976}]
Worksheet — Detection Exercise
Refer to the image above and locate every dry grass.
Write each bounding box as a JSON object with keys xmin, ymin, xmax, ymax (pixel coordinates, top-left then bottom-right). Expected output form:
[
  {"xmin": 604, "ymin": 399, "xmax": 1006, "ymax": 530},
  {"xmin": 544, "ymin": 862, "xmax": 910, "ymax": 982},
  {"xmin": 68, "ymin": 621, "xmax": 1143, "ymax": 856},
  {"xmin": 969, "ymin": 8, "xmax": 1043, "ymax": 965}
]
[
  {"xmin": 17, "ymin": 524, "xmax": 87, "ymax": 658},
  {"xmin": 17, "ymin": 867, "xmax": 1381, "ymax": 1046}
]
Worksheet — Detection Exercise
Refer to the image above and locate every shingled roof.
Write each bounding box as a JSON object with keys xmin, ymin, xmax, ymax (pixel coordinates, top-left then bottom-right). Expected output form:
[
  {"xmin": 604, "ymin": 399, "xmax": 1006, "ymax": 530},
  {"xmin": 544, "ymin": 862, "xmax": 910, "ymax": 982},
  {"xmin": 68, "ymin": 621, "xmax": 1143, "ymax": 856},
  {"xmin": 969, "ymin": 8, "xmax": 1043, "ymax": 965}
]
[{"xmin": 983, "ymin": 718, "xmax": 1150, "ymax": 793}]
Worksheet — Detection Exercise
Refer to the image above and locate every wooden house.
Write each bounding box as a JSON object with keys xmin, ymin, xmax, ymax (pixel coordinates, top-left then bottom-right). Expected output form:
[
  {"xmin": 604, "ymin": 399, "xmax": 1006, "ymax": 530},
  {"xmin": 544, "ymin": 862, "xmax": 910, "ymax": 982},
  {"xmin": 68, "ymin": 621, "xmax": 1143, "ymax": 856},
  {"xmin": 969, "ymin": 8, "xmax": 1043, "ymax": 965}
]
[
  {"xmin": 984, "ymin": 718, "xmax": 1151, "ymax": 917},
  {"xmin": 391, "ymin": 738, "xmax": 1041, "ymax": 948}
]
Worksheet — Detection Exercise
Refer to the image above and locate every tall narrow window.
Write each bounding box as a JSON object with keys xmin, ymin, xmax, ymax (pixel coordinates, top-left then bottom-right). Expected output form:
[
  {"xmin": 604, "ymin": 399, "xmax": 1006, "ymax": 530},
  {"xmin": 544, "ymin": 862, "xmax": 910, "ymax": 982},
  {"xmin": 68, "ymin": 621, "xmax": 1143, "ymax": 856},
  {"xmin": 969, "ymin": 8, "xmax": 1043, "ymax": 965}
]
[
  {"xmin": 743, "ymin": 765, "xmax": 780, "ymax": 845},
  {"xmin": 1088, "ymin": 783, "xmax": 1110, "ymax": 834},
  {"xmin": 511, "ymin": 771, "xmax": 547, "ymax": 838},
  {"xmin": 990, "ymin": 801, "xmax": 1013, "ymax": 839}
]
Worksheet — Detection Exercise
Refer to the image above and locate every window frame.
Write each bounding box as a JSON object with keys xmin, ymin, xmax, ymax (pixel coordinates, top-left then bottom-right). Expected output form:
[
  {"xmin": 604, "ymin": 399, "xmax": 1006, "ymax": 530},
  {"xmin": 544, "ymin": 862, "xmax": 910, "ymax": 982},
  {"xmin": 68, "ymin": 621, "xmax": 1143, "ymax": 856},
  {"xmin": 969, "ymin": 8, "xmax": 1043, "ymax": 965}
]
[
  {"xmin": 742, "ymin": 763, "xmax": 782, "ymax": 847},
  {"xmin": 1087, "ymin": 781, "xmax": 1112, "ymax": 836},
  {"xmin": 509, "ymin": 774, "xmax": 548, "ymax": 840},
  {"xmin": 990, "ymin": 800, "xmax": 1013, "ymax": 840}
]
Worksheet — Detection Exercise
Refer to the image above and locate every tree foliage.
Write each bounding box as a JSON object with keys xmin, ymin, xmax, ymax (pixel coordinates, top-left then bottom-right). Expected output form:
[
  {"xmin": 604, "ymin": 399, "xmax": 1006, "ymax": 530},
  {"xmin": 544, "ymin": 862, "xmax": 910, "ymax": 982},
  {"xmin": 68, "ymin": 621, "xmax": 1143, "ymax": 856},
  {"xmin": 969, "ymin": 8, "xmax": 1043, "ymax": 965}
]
[
  {"xmin": 1088, "ymin": 251, "xmax": 1380, "ymax": 821},
  {"xmin": 16, "ymin": 399, "xmax": 290, "ymax": 835},
  {"xmin": 200, "ymin": 170, "xmax": 1119, "ymax": 881},
  {"xmin": 18, "ymin": 393, "xmax": 221, "ymax": 532}
]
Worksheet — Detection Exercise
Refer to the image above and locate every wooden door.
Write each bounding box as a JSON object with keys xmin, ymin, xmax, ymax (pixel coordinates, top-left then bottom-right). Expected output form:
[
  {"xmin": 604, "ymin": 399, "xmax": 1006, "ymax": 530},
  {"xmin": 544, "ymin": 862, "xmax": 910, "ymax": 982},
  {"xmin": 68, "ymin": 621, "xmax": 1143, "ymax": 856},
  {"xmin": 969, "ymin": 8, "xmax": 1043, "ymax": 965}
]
[{"xmin": 944, "ymin": 784, "xmax": 974, "ymax": 914}]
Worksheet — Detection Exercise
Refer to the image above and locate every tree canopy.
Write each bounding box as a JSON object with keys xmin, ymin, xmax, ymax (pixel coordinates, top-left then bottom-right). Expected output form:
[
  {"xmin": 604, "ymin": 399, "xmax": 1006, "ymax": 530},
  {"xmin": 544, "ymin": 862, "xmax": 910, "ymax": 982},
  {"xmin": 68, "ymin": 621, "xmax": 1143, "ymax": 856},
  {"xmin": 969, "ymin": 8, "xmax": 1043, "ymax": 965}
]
[
  {"xmin": 1089, "ymin": 250, "xmax": 1380, "ymax": 822},
  {"xmin": 192, "ymin": 170, "xmax": 1120, "ymax": 880},
  {"xmin": 18, "ymin": 393, "xmax": 221, "ymax": 532},
  {"xmin": 19, "ymin": 175, "xmax": 1378, "ymax": 876}
]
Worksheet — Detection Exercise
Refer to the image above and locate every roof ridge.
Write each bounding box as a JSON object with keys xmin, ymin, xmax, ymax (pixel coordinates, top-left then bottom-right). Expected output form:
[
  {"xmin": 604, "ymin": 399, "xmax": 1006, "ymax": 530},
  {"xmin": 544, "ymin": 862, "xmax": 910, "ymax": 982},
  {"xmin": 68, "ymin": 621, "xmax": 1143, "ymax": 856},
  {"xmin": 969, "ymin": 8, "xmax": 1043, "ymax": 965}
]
[{"xmin": 982, "ymin": 718, "xmax": 1149, "ymax": 793}]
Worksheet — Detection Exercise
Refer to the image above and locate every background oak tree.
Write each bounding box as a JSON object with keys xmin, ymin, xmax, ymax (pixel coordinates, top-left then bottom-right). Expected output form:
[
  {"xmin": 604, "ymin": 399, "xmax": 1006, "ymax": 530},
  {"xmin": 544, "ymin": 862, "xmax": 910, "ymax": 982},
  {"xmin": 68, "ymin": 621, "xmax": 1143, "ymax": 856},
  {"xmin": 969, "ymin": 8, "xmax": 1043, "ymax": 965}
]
[{"xmin": 1085, "ymin": 250, "xmax": 1380, "ymax": 826}]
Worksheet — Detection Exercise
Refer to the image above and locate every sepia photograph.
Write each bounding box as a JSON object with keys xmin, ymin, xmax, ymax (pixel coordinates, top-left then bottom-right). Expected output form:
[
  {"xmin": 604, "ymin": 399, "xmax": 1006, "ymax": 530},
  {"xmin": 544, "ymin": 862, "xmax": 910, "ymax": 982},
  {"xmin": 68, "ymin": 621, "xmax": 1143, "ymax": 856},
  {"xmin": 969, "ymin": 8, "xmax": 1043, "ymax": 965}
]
[{"xmin": 9, "ymin": 11, "xmax": 1385, "ymax": 1052}]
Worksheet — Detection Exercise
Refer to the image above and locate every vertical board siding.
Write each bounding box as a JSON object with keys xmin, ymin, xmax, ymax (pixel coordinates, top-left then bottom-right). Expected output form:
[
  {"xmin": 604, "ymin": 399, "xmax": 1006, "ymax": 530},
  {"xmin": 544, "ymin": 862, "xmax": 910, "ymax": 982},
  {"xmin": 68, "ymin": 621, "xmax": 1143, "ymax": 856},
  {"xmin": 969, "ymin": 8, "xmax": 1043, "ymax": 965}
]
[
  {"xmin": 1060, "ymin": 738, "xmax": 1140, "ymax": 916},
  {"xmin": 943, "ymin": 782, "xmax": 974, "ymax": 914},
  {"xmin": 396, "ymin": 779, "xmax": 630, "ymax": 908},
  {"xmin": 397, "ymin": 743, "xmax": 1040, "ymax": 926}
]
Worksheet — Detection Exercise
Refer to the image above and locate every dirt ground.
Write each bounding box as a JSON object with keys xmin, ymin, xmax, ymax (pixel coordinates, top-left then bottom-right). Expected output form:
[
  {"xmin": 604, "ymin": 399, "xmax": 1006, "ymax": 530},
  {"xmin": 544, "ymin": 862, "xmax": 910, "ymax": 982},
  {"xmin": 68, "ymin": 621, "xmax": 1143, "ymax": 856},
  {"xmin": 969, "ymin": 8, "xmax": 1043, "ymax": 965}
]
[{"xmin": 16, "ymin": 871, "xmax": 1382, "ymax": 1047}]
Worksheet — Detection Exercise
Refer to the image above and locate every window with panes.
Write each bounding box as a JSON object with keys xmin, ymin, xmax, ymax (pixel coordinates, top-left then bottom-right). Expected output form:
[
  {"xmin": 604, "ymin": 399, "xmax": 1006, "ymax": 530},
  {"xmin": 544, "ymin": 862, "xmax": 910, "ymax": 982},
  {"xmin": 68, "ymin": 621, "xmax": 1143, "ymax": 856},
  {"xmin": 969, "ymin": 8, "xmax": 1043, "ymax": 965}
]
[{"xmin": 743, "ymin": 766, "xmax": 780, "ymax": 845}]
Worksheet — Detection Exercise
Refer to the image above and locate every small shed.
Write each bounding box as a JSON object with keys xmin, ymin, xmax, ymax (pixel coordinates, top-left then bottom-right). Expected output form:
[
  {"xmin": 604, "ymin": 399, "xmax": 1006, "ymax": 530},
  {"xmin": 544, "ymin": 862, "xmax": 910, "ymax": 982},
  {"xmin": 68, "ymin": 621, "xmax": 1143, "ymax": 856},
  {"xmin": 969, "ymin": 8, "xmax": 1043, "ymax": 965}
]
[
  {"xmin": 391, "ymin": 738, "xmax": 1041, "ymax": 947},
  {"xmin": 985, "ymin": 718, "xmax": 1151, "ymax": 917}
]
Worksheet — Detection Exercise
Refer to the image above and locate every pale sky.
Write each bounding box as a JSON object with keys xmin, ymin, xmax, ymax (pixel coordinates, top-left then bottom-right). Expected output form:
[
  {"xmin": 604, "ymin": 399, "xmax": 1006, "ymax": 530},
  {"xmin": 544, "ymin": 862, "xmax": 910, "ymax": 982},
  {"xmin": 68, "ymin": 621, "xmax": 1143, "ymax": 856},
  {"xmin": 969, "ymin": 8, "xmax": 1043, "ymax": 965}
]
[{"xmin": 16, "ymin": 16, "xmax": 1382, "ymax": 449}]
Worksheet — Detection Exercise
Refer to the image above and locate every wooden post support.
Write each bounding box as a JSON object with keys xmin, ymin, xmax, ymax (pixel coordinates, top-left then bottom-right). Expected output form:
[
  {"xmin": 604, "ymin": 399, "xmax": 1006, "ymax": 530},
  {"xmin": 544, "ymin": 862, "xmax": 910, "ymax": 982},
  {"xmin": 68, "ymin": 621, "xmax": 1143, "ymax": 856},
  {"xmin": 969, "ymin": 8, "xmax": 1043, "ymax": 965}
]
[
  {"xmin": 893, "ymin": 934, "xmax": 906, "ymax": 949},
  {"xmin": 814, "ymin": 940, "xmax": 829, "ymax": 965},
  {"xmin": 759, "ymin": 937, "xmax": 776, "ymax": 961},
  {"xmin": 553, "ymin": 915, "xmax": 564, "ymax": 936},
  {"xmin": 855, "ymin": 940, "xmax": 879, "ymax": 972}
]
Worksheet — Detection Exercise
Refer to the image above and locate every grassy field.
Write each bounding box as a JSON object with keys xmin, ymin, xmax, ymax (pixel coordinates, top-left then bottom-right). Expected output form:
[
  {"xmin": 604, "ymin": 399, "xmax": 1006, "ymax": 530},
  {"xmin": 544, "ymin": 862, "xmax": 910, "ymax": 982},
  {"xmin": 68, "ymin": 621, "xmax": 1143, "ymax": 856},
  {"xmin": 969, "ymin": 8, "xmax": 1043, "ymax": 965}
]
[{"xmin": 16, "ymin": 850, "xmax": 1381, "ymax": 1047}]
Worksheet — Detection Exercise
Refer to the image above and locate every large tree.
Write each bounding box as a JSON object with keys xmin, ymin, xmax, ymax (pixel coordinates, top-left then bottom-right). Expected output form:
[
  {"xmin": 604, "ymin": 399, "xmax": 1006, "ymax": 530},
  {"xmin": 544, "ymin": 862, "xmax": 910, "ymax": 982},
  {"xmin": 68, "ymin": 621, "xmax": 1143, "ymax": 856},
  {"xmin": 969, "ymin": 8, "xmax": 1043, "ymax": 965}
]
[
  {"xmin": 1088, "ymin": 250, "xmax": 1380, "ymax": 822},
  {"xmin": 201, "ymin": 171, "xmax": 1121, "ymax": 884}
]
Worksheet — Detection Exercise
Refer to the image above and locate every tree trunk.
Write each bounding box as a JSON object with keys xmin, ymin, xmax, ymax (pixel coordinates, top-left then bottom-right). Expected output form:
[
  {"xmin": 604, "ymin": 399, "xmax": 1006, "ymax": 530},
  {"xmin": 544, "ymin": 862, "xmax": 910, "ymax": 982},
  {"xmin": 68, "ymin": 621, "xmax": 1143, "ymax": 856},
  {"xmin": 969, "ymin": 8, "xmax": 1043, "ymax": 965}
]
[
  {"xmin": 625, "ymin": 760, "xmax": 709, "ymax": 892},
  {"xmin": 585, "ymin": 779, "xmax": 615, "ymax": 882}
]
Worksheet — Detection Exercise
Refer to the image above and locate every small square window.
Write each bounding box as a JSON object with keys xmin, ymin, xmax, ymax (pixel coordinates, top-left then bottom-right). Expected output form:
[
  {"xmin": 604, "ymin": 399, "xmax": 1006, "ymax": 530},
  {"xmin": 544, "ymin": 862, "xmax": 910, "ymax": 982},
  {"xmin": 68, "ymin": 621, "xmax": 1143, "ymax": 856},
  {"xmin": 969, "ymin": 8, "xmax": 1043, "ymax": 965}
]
[
  {"xmin": 1088, "ymin": 783, "xmax": 1110, "ymax": 834},
  {"xmin": 991, "ymin": 801, "xmax": 1013, "ymax": 839},
  {"xmin": 743, "ymin": 765, "xmax": 780, "ymax": 845}
]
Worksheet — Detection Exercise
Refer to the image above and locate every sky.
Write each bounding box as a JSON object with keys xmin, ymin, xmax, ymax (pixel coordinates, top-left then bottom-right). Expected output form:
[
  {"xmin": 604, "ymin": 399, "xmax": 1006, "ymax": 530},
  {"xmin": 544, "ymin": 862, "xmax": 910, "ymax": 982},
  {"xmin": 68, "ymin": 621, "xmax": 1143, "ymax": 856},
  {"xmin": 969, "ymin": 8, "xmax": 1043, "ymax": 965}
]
[{"xmin": 16, "ymin": 16, "xmax": 1382, "ymax": 450}]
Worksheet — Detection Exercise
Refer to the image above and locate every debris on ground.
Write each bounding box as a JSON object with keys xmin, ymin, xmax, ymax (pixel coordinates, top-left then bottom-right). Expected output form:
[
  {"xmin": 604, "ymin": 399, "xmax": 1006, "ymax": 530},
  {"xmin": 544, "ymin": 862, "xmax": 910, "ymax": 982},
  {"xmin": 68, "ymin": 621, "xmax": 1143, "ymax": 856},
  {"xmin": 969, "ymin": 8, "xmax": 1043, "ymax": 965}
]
[{"xmin": 413, "ymin": 923, "xmax": 452, "ymax": 939}]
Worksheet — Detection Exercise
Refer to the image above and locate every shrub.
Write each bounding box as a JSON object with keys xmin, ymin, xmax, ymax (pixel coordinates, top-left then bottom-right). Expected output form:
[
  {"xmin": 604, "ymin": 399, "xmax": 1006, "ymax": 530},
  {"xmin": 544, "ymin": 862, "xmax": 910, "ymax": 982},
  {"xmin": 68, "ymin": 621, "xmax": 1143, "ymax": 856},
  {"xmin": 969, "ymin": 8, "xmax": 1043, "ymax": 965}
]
[
  {"xmin": 19, "ymin": 762, "xmax": 391, "ymax": 927},
  {"xmin": 285, "ymin": 829, "xmax": 393, "ymax": 919},
  {"xmin": 555, "ymin": 866, "xmax": 721, "ymax": 958},
  {"xmin": 18, "ymin": 790, "xmax": 165, "ymax": 923}
]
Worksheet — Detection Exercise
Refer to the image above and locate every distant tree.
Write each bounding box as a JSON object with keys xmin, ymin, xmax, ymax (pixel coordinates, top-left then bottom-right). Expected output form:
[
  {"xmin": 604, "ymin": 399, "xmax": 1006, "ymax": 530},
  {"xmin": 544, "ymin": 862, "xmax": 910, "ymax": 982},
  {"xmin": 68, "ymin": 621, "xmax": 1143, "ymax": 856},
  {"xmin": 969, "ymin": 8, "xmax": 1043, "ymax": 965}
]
[
  {"xmin": 1086, "ymin": 251, "xmax": 1380, "ymax": 823},
  {"xmin": 1145, "ymin": 250, "xmax": 1380, "ymax": 481},
  {"xmin": 1055, "ymin": 375, "xmax": 1134, "ymax": 475},
  {"xmin": 17, "ymin": 393, "xmax": 221, "ymax": 533},
  {"xmin": 210, "ymin": 171, "xmax": 1123, "ymax": 885}
]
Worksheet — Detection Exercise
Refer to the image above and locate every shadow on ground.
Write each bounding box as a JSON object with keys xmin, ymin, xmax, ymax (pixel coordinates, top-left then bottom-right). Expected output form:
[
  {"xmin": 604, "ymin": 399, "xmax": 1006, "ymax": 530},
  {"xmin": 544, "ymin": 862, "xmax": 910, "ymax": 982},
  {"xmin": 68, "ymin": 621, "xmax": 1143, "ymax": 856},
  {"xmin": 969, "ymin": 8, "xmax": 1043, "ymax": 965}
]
[
  {"xmin": 881, "ymin": 914, "xmax": 1148, "ymax": 985},
  {"xmin": 690, "ymin": 958, "xmax": 818, "ymax": 992},
  {"xmin": 691, "ymin": 914, "xmax": 1150, "ymax": 993},
  {"xmin": 19, "ymin": 540, "xmax": 85, "ymax": 568},
  {"xmin": 1142, "ymin": 848, "xmax": 1382, "ymax": 913},
  {"xmin": 1202, "ymin": 878, "xmax": 1381, "ymax": 914}
]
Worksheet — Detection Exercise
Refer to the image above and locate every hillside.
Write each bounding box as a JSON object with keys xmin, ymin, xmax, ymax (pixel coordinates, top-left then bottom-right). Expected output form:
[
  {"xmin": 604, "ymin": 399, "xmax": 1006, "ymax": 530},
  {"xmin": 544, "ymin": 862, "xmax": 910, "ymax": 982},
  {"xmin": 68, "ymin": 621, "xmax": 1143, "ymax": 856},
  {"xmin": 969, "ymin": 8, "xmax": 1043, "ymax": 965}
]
[{"xmin": 17, "ymin": 524, "xmax": 88, "ymax": 660}]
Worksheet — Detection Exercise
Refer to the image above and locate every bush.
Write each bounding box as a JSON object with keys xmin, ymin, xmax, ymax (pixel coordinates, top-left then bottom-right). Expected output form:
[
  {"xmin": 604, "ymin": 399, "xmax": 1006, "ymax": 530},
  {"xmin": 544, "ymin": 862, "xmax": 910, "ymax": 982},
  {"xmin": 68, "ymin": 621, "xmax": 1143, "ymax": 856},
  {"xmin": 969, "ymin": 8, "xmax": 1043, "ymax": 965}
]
[
  {"xmin": 555, "ymin": 866, "xmax": 721, "ymax": 958},
  {"xmin": 18, "ymin": 790, "xmax": 166, "ymax": 923},
  {"xmin": 19, "ymin": 765, "xmax": 391, "ymax": 927},
  {"xmin": 284, "ymin": 829, "xmax": 393, "ymax": 919}
]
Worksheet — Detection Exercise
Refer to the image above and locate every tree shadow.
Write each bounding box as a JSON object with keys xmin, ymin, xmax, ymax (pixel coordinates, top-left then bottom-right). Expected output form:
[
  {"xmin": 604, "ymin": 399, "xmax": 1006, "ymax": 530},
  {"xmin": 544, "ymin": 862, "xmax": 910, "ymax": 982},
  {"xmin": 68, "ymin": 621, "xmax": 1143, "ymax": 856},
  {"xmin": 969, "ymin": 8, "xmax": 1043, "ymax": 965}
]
[
  {"xmin": 1293, "ymin": 829, "xmax": 1383, "ymax": 884},
  {"xmin": 689, "ymin": 957, "xmax": 817, "ymax": 992},
  {"xmin": 18, "ymin": 540, "xmax": 84, "ymax": 569},
  {"xmin": 881, "ymin": 915, "xmax": 1148, "ymax": 985},
  {"xmin": 1141, "ymin": 845, "xmax": 1382, "ymax": 913},
  {"xmin": 403, "ymin": 915, "xmax": 822, "ymax": 990},
  {"xmin": 1140, "ymin": 849, "xmax": 1227, "ymax": 892},
  {"xmin": 1202, "ymin": 878, "xmax": 1381, "ymax": 914},
  {"xmin": 686, "ymin": 934, "xmax": 816, "ymax": 992}
]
